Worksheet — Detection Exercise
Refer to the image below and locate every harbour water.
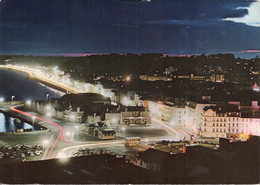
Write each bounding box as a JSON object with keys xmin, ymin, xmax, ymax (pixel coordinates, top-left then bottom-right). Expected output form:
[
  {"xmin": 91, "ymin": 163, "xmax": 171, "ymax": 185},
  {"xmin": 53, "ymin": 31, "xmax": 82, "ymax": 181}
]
[
  {"xmin": 0, "ymin": 69, "xmax": 64, "ymax": 132},
  {"xmin": 0, "ymin": 112, "xmax": 38, "ymax": 132}
]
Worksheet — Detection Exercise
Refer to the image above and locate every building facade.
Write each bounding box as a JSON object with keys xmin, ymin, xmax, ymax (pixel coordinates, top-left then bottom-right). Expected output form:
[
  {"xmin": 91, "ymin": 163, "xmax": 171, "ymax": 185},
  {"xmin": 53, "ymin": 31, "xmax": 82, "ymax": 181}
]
[
  {"xmin": 201, "ymin": 104, "xmax": 260, "ymax": 139},
  {"xmin": 105, "ymin": 106, "xmax": 151, "ymax": 125}
]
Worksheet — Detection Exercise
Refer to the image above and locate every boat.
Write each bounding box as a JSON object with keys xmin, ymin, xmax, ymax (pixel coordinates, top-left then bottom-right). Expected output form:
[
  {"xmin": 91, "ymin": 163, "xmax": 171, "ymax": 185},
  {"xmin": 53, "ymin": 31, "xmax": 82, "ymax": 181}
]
[{"xmin": 13, "ymin": 118, "xmax": 22, "ymax": 123}]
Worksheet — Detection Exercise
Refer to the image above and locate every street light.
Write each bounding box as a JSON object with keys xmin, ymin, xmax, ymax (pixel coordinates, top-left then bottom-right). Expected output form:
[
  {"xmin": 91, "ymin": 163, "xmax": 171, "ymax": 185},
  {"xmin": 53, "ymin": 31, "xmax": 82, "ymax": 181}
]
[
  {"xmin": 70, "ymin": 115, "xmax": 76, "ymax": 123},
  {"xmin": 66, "ymin": 131, "xmax": 72, "ymax": 141},
  {"xmin": 32, "ymin": 116, "xmax": 35, "ymax": 126},
  {"xmin": 75, "ymin": 126, "xmax": 79, "ymax": 140},
  {"xmin": 46, "ymin": 93, "xmax": 50, "ymax": 100},
  {"xmin": 11, "ymin": 95, "xmax": 15, "ymax": 104},
  {"xmin": 93, "ymin": 113, "xmax": 96, "ymax": 123},
  {"xmin": 0, "ymin": 97, "xmax": 4, "ymax": 102},
  {"xmin": 122, "ymin": 127, "xmax": 126, "ymax": 138},
  {"xmin": 26, "ymin": 100, "xmax": 31, "ymax": 105}
]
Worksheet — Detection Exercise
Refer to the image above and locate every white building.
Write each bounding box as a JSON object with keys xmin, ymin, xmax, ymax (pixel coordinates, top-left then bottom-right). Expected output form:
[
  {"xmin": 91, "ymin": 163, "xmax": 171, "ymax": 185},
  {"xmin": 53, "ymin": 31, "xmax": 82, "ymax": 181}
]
[
  {"xmin": 105, "ymin": 106, "xmax": 151, "ymax": 125},
  {"xmin": 201, "ymin": 103, "xmax": 260, "ymax": 139},
  {"xmin": 146, "ymin": 99, "xmax": 212, "ymax": 133}
]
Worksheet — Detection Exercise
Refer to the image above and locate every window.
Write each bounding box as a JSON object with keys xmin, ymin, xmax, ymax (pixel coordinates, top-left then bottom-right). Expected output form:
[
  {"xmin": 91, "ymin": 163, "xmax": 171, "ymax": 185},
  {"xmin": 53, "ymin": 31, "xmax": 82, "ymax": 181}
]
[
  {"xmin": 213, "ymin": 128, "xmax": 215, "ymax": 132},
  {"xmin": 220, "ymin": 118, "xmax": 222, "ymax": 122},
  {"xmin": 220, "ymin": 123, "xmax": 222, "ymax": 127},
  {"xmin": 204, "ymin": 128, "xmax": 206, "ymax": 132},
  {"xmin": 224, "ymin": 119, "xmax": 226, "ymax": 122},
  {"xmin": 236, "ymin": 129, "xmax": 238, "ymax": 133},
  {"xmin": 237, "ymin": 123, "xmax": 238, "ymax": 127},
  {"xmin": 204, "ymin": 123, "xmax": 207, "ymax": 126},
  {"xmin": 232, "ymin": 129, "xmax": 234, "ymax": 132},
  {"xmin": 213, "ymin": 123, "xmax": 215, "ymax": 126},
  {"xmin": 220, "ymin": 129, "xmax": 222, "ymax": 132},
  {"xmin": 229, "ymin": 118, "xmax": 231, "ymax": 121},
  {"xmin": 224, "ymin": 123, "xmax": 226, "ymax": 127},
  {"xmin": 224, "ymin": 129, "xmax": 226, "ymax": 132},
  {"xmin": 233, "ymin": 123, "xmax": 234, "ymax": 127},
  {"xmin": 233, "ymin": 118, "xmax": 235, "ymax": 121},
  {"xmin": 216, "ymin": 129, "xmax": 218, "ymax": 132},
  {"xmin": 217, "ymin": 123, "xmax": 219, "ymax": 126}
]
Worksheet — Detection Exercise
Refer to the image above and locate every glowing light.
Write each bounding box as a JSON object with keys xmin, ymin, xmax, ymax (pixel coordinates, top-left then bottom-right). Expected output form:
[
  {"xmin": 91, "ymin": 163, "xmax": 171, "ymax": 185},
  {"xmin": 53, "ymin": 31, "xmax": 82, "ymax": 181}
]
[
  {"xmin": 125, "ymin": 75, "xmax": 131, "ymax": 81},
  {"xmin": 26, "ymin": 100, "xmax": 31, "ymax": 105},
  {"xmin": 0, "ymin": 64, "xmax": 116, "ymax": 99},
  {"xmin": 0, "ymin": 97, "xmax": 4, "ymax": 102},
  {"xmin": 253, "ymin": 82, "xmax": 259, "ymax": 92},
  {"xmin": 111, "ymin": 117, "xmax": 118, "ymax": 124},
  {"xmin": 239, "ymin": 133, "xmax": 250, "ymax": 141},
  {"xmin": 46, "ymin": 112, "xmax": 52, "ymax": 117}
]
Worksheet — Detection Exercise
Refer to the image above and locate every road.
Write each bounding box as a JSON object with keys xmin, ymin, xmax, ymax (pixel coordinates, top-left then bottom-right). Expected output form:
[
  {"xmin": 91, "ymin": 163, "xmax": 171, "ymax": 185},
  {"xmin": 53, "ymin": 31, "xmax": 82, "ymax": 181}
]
[
  {"xmin": 10, "ymin": 104, "xmax": 70, "ymax": 159},
  {"xmin": 152, "ymin": 117, "xmax": 190, "ymax": 140},
  {"xmin": 9, "ymin": 104, "xmax": 189, "ymax": 160}
]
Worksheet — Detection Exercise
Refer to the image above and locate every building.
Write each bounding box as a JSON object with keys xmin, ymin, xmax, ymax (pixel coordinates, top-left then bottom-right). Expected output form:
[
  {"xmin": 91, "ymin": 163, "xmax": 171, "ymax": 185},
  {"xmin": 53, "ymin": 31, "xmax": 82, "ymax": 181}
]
[
  {"xmin": 210, "ymin": 74, "xmax": 225, "ymax": 83},
  {"xmin": 26, "ymin": 93, "xmax": 111, "ymax": 124},
  {"xmin": 105, "ymin": 105, "xmax": 151, "ymax": 125},
  {"xmin": 145, "ymin": 99, "xmax": 212, "ymax": 133},
  {"xmin": 139, "ymin": 75, "xmax": 172, "ymax": 81},
  {"xmin": 94, "ymin": 128, "xmax": 116, "ymax": 140},
  {"xmin": 201, "ymin": 102, "xmax": 260, "ymax": 139},
  {"xmin": 136, "ymin": 148, "xmax": 172, "ymax": 172}
]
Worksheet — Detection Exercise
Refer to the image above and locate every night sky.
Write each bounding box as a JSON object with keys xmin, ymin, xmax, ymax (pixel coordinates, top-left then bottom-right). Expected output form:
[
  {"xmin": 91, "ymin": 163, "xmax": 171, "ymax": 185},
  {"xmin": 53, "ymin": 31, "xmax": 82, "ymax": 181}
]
[{"xmin": 0, "ymin": 0, "xmax": 259, "ymax": 58}]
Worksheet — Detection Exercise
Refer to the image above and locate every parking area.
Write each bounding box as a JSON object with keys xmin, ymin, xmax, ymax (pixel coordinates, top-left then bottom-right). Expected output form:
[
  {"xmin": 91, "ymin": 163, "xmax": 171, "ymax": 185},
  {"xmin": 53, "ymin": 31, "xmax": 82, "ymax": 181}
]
[{"xmin": 0, "ymin": 143, "xmax": 45, "ymax": 165}]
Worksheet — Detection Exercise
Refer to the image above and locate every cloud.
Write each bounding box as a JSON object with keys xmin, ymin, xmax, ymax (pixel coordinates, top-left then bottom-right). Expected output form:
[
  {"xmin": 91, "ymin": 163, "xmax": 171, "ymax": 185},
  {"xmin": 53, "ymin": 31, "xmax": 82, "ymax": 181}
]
[{"xmin": 223, "ymin": 1, "xmax": 260, "ymax": 27}]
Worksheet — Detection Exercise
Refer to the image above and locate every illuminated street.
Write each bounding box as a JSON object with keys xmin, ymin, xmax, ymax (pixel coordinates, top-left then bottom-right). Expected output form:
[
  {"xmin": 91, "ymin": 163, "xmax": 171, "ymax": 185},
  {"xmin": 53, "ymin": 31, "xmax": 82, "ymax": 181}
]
[{"xmin": 0, "ymin": 0, "xmax": 259, "ymax": 183}]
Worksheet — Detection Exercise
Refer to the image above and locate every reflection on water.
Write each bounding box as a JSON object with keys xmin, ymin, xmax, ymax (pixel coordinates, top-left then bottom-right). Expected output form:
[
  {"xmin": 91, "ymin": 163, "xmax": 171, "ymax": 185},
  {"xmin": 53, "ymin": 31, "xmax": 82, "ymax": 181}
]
[
  {"xmin": 0, "ymin": 69, "xmax": 63, "ymax": 101},
  {"xmin": 0, "ymin": 113, "xmax": 38, "ymax": 132}
]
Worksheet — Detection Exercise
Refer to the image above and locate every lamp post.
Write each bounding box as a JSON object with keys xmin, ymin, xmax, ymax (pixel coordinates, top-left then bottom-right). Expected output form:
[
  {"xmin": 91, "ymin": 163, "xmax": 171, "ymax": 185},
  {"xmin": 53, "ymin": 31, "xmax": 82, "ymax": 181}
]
[
  {"xmin": 40, "ymin": 128, "xmax": 43, "ymax": 143},
  {"xmin": 46, "ymin": 93, "xmax": 50, "ymax": 101},
  {"xmin": 32, "ymin": 116, "xmax": 35, "ymax": 126},
  {"xmin": 75, "ymin": 126, "xmax": 79, "ymax": 140},
  {"xmin": 11, "ymin": 95, "xmax": 15, "ymax": 104},
  {"xmin": 122, "ymin": 127, "xmax": 126, "ymax": 138},
  {"xmin": 26, "ymin": 100, "xmax": 31, "ymax": 109},
  {"xmin": 93, "ymin": 113, "xmax": 96, "ymax": 123}
]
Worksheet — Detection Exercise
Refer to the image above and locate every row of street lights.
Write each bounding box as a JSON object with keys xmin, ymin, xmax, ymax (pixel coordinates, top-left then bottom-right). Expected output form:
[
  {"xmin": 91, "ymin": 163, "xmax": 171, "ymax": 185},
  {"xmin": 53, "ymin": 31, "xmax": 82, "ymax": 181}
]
[
  {"xmin": 0, "ymin": 95, "xmax": 15, "ymax": 103},
  {"xmin": 1, "ymin": 93, "xmax": 50, "ymax": 104}
]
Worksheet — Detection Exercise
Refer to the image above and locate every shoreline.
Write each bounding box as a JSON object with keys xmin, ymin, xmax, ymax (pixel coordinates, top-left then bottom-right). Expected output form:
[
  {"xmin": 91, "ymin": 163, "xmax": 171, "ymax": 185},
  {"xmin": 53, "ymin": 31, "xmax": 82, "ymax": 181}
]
[{"xmin": 0, "ymin": 67, "xmax": 71, "ymax": 94}]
